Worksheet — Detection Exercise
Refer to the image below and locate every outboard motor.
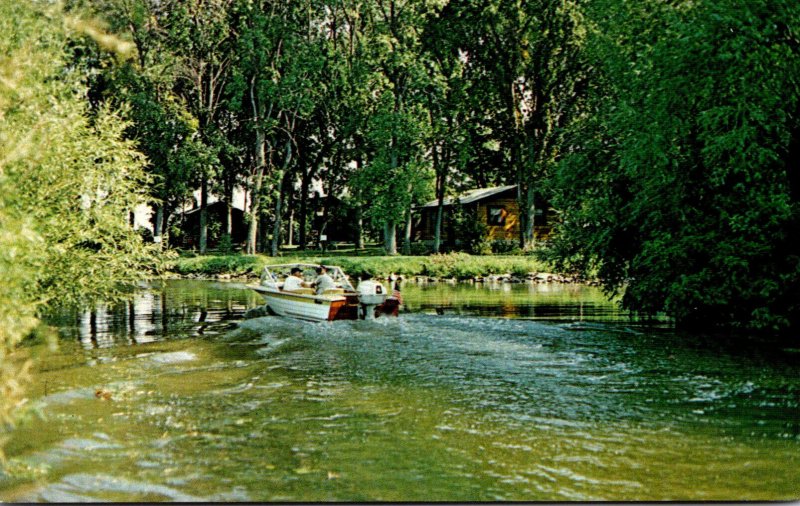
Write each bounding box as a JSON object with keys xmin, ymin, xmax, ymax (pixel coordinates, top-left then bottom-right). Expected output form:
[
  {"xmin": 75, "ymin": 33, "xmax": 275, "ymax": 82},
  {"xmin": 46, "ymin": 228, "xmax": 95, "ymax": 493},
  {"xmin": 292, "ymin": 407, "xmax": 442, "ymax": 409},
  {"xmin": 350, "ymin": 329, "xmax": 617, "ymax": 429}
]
[{"xmin": 356, "ymin": 279, "xmax": 387, "ymax": 320}]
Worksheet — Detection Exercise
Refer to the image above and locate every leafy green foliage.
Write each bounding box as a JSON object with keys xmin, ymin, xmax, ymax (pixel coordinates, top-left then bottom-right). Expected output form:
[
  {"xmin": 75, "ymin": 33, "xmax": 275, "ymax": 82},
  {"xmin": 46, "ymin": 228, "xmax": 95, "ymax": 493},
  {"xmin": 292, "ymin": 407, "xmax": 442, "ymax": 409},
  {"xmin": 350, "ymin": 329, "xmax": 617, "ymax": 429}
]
[
  {"xmin": 1, "ymin": 0, "xmax": 158, "ymax": 455},
  {"xmin": 173, "ymin": 254, "xmax": 259, "ymax": 275},
  {"xmin": 549, "ymin": 0, "xmax": 800, "ymax": 333},
  {"xmin": 346, "ymin": 0, "xmax": 440, "ymax": 251},
  {"xmin": 452, "ymin": 205, "xmax": 491, "ymax": 255},
  {"xmin": 443, "ymin": 0, "xmax": 590, "ymax": 248}
]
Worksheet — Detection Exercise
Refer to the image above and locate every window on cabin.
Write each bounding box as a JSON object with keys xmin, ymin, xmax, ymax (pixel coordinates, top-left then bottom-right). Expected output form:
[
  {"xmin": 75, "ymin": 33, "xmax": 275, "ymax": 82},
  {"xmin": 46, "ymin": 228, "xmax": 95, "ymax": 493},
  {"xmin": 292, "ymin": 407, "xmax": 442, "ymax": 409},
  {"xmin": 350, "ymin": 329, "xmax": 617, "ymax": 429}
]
[{"xmin": 487, "ymin": 205, "xmax": 507, "ymax": 226}]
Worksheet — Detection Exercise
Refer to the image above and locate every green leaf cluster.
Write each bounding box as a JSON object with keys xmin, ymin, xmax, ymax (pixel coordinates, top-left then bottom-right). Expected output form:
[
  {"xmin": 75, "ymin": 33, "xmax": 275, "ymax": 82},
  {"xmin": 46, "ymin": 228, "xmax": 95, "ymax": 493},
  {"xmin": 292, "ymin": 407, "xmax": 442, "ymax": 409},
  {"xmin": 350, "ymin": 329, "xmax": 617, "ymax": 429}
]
[
  {"xmin": 549, "ymin": 0, "xmax": 800, "ymax": 333},
  {"xmin": 1, "ymin": 0, "xmax": 157, "ymax": 443}
]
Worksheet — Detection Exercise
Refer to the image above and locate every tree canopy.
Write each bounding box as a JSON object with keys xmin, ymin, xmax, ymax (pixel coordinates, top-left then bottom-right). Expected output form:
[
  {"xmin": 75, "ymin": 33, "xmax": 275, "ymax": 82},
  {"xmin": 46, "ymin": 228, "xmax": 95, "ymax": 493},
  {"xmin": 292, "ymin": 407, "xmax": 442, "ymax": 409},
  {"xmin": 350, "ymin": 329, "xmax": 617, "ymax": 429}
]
[
  {"xmin": 1, "ymin": 0, "xmax": 157, "ymax": 440},
  {"xmin": 548, "ymin": 0, "xmax": 800, "ymax": 332}
]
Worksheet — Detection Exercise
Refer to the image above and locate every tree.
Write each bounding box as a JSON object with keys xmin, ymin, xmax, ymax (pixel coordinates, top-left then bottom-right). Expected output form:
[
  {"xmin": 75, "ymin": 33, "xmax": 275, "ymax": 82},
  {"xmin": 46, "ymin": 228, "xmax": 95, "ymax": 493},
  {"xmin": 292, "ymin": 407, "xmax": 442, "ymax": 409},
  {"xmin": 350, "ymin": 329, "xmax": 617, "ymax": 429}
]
[
  {"xmin": 70, "ymin": 0, "xmax": 227, "ymax": 249},
  {"xmin": 420, "ymin": 2, "xmax": 473, "ymax": 253},
  {"xmin": 229, "ymin": 0, "xmax": 329, "ymax": 255},
  {"xmin": 549, "ymin": 0, "xmax": 800, "ymax": 333},
  {"xmin": 356, "ymin": 92, "xmax": 433, "ymax": 254},
  {"xmin": 348, "ymin": 0, "xmax": 439, "ymax": 254},
  {"xmin": 318, "ymin": 0, "xmax": 383, "ymax": 250},
  {"xmin": 167, "ymin": 0, "xmax": 235, "ymax": 253},
  {"xmin": 445, "ymin": 0, "xmax": 590, "ymax": 250},
  {"xmin": 229, "ymin": 0, "xmax": 280, "ymax": 255},
  {"xmin": 1, "ymin": 0, "xmax": 156, "ymax": 450}
]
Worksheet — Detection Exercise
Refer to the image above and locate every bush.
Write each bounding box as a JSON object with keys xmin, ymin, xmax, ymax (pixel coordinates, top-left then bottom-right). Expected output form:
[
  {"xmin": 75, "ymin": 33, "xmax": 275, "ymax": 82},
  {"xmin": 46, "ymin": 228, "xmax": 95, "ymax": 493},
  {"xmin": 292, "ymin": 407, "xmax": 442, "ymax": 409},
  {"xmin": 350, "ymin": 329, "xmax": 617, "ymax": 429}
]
[
  {"xmin": 320, "ymin": 256, "xmax": 428, "ymax": 279},
  {"xmin": 423, "ymin": 252, "xmax": 472, "ymax": 278},
  {"xmin": 510, "ymin": 262, "xmax": 532, "ymax": 278},
  {"xmin": 170, "ymin": 252, "xmax": 553, "ymax": 281},
  {"xmin": 453, "ymin": 205, "xmax": 490, "ymax": 254},
  {"xmin": 217, "ymin": 234, "xmax": 233, "ymax": 254},
  {"xmin": 491, "ymin": 240, "xmax": 521, "ymax": 254},
  {"xmin": 174, "ymin": 254, "xmax": 260, "ymax": 275},
  {"xmin": 409, "ymin": 242, "xmax": 431, "ymax": 256}
]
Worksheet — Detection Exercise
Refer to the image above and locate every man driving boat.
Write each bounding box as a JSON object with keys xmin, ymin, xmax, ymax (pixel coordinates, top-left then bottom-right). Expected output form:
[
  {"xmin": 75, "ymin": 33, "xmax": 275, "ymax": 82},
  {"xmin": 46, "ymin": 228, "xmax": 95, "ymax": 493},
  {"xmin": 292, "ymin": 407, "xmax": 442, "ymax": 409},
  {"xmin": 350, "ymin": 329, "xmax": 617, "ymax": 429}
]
[{"xmin": 283, "ymin": 267, "xmax": 306, "ymax": 291}]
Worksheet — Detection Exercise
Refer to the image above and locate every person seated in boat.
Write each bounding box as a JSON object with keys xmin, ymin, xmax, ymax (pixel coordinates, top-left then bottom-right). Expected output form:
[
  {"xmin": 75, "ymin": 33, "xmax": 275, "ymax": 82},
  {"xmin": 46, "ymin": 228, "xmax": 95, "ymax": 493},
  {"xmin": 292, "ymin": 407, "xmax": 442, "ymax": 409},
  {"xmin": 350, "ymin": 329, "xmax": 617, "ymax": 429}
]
[
  {"xmin": 313, "ymin": 265, "xmax": 336, "ymax": 295},
  {"xmin": 283, "ymin": 267, "xmax": 307, "ymax": 291}
]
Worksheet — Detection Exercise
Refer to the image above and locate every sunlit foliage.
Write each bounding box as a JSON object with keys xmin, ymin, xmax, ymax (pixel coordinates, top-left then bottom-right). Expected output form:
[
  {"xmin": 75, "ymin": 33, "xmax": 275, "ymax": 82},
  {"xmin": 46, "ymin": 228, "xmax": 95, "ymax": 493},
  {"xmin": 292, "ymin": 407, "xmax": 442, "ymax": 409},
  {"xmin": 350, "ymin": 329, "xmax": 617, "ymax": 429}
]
[{"xmin": 0, "ymin": 0, "xmax": 156, "ymax": 452}]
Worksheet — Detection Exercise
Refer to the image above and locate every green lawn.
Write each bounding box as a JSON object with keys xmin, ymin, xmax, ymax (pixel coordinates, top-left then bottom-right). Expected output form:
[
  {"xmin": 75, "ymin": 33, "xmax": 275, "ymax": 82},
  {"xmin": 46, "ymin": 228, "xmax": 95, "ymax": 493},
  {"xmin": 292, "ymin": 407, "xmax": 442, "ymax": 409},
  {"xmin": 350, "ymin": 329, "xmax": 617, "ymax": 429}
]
[{"xmin": 167, "ymin": 250, "xmax": 555, "ymax": 280}]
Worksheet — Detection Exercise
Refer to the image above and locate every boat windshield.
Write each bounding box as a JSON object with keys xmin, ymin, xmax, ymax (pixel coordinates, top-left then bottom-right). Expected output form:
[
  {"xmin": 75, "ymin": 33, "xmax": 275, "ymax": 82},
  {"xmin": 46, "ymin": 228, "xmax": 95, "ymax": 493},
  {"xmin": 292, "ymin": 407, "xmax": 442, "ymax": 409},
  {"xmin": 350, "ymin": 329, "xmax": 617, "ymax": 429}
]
[{"xmin": 261, "ymin": 264, "xmax": 355, "ymax": 291}]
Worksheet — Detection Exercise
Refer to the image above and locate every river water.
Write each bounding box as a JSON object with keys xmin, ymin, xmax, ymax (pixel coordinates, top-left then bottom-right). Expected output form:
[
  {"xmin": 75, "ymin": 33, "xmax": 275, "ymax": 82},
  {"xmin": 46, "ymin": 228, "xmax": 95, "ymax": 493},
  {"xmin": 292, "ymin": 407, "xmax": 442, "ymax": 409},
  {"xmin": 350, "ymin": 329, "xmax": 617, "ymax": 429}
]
[{"xmin": 1, "ymin": 279, "xmax": 798, "ymax": 502}]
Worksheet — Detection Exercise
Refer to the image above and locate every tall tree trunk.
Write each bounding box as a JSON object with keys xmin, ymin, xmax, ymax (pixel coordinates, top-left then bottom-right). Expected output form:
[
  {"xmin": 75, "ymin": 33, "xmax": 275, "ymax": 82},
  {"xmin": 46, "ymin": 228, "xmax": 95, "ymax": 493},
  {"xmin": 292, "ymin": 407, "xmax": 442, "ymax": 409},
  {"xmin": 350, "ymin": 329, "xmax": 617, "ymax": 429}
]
[
  {"xmin": 270, "ymin": 139, "xmax": 293, "ymax": 257},
  {"xmin": 199, "ymin": 175, "xmax": 208, "ymax": 253},
  {"xmin": 285, "ymin": 177, "xmax": 295, "ymax": 247},
  {"xmin": 153, "ymin": 204, "xmax": 164, "ymax": 246},
  {"xmin": 507, "ymin": 71, "xmax": 534, "ymax": 251},
  {"xmin": 271, "ymin": 185, "xmax": 284, "ymax": 256},
  {"xmin": 385, "ymin": 138, "xmax": 400, "ymax": 255},
  {"xmin": 434, "ymin": 200, "xmax": 444, "ymax": 253},
  {"xmin": 161, "ymin": 208, "xmax": 173, "ymax": 248},
  {"xmin": 225, "ymin": 182, "xmax": 233, "ymax": 237},
  {"xmin": 354, "ymin": 161, "xmax": 364, "ymax": 250},
  {"xmin": 432, "ymin": 141, "xmax": 442, "ymax": 253},
  {"xmin": 298, "ymin": 172, "xmax": 311, "ymax": 249},
  {"xmin": 384, "ymin": 221, "xmax": 397, "ymax": 255},
  {"xmin": 524, "ymin": 185, "xmax": 536, "ymax": 250},
  {"xmin": 355, "ymin": 205, "xmax": 364, "ymax": 250},
  {"xmin": 247, "ymin": 164, "xmax": 264, "ymax": 254},
  {"xmin": 259, "ymin": 213, "xmax": 269, "ymax": 252},
  {"xmin": 515, "ymin": 178, "xmax": 537, "ymax": 251},
  {"xmin": 430, "ymin": 112, "xmax": 451, "ymax": 254},
  {"xmin": 246, "ymin": 80, "xmax": 266, "ymax": 255},
  {"xmin": 224, "ymin": 203, "xmax": 232, "ymax": 238},
  {"xmin": 514, "ymin": 145, "xmax": 528, "ymax": 250},
  {"xmin": 402, "ymin": 206, "xmax": 412, "ymax": 255},
  {"xmin": 287, "ymin": 205, "xmax": 294, "ymax": 246}
]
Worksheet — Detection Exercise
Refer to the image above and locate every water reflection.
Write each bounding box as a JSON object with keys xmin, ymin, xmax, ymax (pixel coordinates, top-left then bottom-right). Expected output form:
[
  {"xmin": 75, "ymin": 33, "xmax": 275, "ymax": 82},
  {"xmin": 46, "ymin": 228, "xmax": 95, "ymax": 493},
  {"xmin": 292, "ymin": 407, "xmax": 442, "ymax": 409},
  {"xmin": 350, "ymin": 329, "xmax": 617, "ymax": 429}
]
[
  {"xmin": 400, "ymin": 281, "xmax": 652, "ymax": 322},
  {"xmin": 48, "ymin": 281, "xmax": 259, "ymax": 349},
  {"xmin": 45, "ymin": 280, "xmax": 639, "ymax": 350}
]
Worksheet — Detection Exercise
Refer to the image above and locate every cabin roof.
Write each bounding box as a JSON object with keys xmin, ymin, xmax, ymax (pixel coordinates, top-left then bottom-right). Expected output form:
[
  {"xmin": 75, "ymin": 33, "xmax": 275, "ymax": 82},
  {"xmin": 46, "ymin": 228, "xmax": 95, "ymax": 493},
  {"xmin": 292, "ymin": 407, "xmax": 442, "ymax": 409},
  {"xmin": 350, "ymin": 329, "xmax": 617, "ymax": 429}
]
[
  {"xmin": 182, "ymin": 200, "xmax": 245, "ymax": 216},
  {"xmin": 418, "ymin": 185, "xmax": 516, "ymax": 209}
]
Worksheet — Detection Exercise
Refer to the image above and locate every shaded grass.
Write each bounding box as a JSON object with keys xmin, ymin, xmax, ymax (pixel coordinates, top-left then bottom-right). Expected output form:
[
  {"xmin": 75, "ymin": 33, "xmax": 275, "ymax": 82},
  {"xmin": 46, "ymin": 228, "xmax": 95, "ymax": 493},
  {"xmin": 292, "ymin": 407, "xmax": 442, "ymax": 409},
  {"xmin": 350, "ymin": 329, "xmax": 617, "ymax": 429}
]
[{"xmin": 168, "ymin": 251, "xmax": 554, "ymax": 280}]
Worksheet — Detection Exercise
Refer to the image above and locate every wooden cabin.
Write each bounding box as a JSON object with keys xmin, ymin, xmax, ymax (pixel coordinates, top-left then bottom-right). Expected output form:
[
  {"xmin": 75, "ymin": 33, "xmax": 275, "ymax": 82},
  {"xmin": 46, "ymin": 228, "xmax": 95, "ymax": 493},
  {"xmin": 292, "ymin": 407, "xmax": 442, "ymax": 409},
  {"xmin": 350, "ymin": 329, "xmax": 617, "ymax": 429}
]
[
  {"xmin": 413, "ymin": 185, "xmax": 556, "ymax": 248},
  {"xmin": 177, "ymin": 201, "xmax": 248, "ymax": 250}
]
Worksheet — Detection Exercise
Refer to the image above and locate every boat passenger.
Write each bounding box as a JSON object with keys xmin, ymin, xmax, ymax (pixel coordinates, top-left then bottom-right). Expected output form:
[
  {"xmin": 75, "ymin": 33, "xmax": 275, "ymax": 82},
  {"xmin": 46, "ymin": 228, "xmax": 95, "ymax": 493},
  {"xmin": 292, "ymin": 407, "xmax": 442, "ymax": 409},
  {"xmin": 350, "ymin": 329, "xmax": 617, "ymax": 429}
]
[
  {"xmin": 313, "ymin": 265, "xmax": 336, "ymax": 295},
  {"xmin": 283, "ymin": 267, "xmax": 306, "ymax": 291}
]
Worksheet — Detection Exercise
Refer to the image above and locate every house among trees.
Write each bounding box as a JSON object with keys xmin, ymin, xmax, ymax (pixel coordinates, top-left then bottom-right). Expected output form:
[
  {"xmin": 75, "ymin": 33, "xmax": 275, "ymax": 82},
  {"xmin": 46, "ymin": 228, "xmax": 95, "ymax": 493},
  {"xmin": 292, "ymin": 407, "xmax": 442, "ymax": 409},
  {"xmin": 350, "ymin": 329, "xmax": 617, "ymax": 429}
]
[
  {"xmin": 176, "ymin": 201, "xmax": 248, "ymax": 250},
  {"xmin": 413, "ymin": 185, "xmax": 556, "ymax": 249}
]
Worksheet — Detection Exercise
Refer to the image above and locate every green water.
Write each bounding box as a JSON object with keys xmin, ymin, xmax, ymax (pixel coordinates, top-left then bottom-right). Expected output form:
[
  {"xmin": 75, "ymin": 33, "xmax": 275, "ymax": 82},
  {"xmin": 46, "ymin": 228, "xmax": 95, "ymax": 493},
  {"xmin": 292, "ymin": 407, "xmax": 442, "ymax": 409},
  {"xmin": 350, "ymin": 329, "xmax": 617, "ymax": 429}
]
[{"xmin": 0, "ymin": 280, "xmax": 798, "ymax": 501}]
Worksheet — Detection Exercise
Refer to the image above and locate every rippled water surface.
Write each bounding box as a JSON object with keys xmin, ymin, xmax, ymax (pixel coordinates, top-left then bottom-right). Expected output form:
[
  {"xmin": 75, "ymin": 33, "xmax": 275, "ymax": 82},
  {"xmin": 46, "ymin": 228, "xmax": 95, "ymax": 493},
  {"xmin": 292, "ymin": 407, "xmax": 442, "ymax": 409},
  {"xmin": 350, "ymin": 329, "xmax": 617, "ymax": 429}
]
[{"xmin": 1, "ymin": 280, "xmax": 798, "ymax": 501}]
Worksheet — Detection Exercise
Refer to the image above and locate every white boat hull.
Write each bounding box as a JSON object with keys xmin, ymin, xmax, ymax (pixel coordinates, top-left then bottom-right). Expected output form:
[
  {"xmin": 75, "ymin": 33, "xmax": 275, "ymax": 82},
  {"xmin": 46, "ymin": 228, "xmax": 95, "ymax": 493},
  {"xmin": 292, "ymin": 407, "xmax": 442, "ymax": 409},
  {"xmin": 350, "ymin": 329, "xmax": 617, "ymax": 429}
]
[{"xmin": 251, "ymin": 286, "xmax": 347, "ymax": 322}]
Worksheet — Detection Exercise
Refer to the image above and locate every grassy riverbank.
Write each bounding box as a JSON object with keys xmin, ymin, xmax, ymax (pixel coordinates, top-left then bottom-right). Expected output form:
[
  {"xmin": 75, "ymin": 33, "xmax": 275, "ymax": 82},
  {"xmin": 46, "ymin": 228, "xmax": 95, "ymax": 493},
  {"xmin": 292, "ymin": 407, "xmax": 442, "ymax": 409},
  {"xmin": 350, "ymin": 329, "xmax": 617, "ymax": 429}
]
[{"xmin": 167, "ymin": 251, "xmax": 561, "ymax": 281}]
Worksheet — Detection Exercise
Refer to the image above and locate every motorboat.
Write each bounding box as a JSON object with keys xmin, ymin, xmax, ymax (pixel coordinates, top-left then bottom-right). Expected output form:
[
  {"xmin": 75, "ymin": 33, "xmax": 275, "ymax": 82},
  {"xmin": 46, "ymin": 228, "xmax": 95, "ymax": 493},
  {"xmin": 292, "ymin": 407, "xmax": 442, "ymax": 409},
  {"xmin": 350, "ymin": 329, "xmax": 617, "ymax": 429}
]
[{"xmin": 249, "ymin": 263, "xmax": 400, "ymax": 322}]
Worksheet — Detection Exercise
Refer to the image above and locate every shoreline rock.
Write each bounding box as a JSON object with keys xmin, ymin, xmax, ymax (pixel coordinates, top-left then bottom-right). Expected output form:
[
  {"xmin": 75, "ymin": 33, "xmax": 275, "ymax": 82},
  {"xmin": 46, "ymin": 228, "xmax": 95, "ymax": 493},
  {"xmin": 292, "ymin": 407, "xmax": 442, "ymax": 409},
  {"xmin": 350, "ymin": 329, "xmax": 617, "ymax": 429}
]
[{"xmin": 165, "ymin": 271, "xmax": 598, "ymax": 286}]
